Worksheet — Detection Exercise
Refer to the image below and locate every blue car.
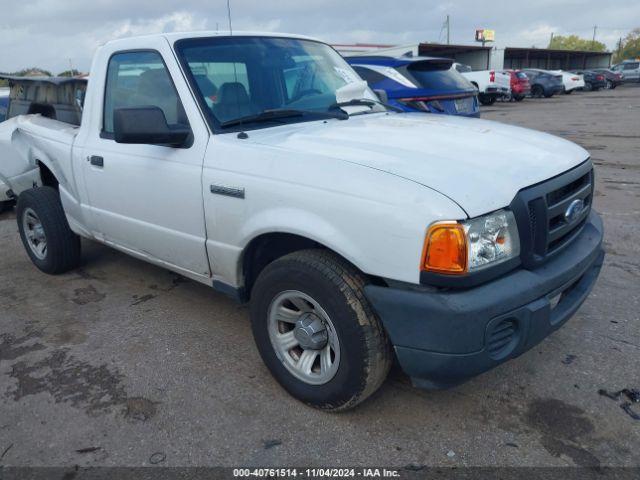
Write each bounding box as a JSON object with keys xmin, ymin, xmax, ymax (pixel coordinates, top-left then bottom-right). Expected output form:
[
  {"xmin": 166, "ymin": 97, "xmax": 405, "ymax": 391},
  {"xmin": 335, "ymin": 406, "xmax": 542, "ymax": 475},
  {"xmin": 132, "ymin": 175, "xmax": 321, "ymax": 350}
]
[
  {"xmin": 346, "ymin": 56, "xmax": 479, "ymax": 117},
  {"xmin": 0, "ymin": 90, "xmax": 8, "ymax": 122}
]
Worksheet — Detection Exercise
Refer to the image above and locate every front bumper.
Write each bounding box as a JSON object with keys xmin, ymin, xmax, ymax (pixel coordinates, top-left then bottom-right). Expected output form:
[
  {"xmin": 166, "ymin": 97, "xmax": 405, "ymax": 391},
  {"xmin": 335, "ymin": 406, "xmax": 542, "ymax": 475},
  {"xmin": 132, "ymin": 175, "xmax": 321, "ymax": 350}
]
[{"xmin": 364, "ymin": 211, "xmax": 604, "ymax": 389}]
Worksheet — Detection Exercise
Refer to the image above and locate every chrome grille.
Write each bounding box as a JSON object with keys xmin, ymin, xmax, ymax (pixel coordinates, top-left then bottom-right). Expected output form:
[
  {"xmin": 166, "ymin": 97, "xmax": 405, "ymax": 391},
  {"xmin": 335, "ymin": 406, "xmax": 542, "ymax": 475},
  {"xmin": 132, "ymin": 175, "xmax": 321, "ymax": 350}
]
[{"xmin": 510, "ymin": 160, "xmax": 594, "ymax": 268}]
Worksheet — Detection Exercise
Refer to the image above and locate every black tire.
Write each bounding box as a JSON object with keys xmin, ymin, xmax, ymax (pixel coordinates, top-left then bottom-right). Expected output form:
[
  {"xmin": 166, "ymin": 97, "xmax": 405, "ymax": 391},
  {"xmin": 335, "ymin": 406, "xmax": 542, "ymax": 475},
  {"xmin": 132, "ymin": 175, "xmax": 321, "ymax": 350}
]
[
  {"xmin": 513, "ymin": 94, "xmax": 525, "ymax": 102},
  {"xmin": 531, "ymin": 85, "xmax": 544, "ymax": 98},
  {"xmin": 0, "ymin": 201, "xmax": 12, "ymax": 214},
  {"xmin": 16, "ymin": 187, "xmax": 81, "ymax": 274},
  {"xmin": 563, "ymin": 88, "xmax": 573, "ymax": 95},
  {"xmin": 584, "ymin": 82, "xmax": 593, "ymax": 91},
  {"xmin": 605, "ymin": 80, "xmax": 613, "ymax": 90},
  {"xmin": 478, "ymin": 94, "xmax": 496, "ymax": 106},
  {"xmin": 250, "ymin": 249, "xmax": 392, "ymax": 411}
]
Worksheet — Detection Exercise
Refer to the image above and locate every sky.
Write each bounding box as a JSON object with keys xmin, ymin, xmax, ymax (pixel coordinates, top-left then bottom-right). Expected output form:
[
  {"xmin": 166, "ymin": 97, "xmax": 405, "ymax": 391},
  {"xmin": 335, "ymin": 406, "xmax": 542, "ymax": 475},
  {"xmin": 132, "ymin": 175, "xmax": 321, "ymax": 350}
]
[{"xmin": 0, "ymin": 0, "xmax": 638, "ymax": 73}]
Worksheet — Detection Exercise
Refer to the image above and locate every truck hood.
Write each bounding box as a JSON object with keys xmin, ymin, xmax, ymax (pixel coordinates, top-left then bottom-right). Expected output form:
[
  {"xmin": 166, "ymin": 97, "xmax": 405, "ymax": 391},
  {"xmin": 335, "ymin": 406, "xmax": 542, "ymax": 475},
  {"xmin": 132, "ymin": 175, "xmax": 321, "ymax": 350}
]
[{"xmin": 244, "ymin": 113, "xmax": 589, "ymax": 217}]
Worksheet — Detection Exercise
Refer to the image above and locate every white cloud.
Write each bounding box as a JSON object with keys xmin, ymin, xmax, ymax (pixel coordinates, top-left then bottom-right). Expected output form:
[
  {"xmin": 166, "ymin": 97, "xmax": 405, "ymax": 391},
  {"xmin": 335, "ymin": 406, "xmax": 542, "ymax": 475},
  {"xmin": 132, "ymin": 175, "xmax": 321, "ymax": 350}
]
[{"xmin": 0, "ymin": 0, "xmax": 638, "ymax": 73}]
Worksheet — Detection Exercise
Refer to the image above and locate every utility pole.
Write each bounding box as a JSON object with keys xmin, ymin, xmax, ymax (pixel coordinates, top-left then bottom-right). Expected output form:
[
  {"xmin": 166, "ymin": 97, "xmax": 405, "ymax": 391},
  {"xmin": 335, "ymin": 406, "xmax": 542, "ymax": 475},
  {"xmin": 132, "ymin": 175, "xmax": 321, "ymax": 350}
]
[
  {"xmin": 592, "ymin": 25, "xmax": 597, "ymax": 48},
  {"xmin": 549, "ymin": 32, "xmax": 554, "ymax": 48},
  {"xmin": 446, "ymin": 15, "xmax": 450, "ymax": 45}
]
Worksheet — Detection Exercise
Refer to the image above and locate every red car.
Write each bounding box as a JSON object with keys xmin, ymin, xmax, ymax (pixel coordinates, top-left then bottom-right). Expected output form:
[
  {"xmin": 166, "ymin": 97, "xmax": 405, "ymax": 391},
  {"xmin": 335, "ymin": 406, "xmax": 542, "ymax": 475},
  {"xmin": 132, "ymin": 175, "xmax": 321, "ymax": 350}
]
[{"xmin": 504, "ymin": 69, "xmax": 531, "ymax": 101}]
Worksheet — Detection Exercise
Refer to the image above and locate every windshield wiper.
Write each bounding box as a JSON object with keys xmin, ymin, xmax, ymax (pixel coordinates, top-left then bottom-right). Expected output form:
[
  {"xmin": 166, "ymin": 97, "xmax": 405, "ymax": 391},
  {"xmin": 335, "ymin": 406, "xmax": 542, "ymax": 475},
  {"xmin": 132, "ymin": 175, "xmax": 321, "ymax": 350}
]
[
  {"xmin": 329, "ymin": 98, "xmax": 404, "ymax": 114},
  {"xmin": 220, "ymin": 109, "xmax": 347, "ymax": 128}
]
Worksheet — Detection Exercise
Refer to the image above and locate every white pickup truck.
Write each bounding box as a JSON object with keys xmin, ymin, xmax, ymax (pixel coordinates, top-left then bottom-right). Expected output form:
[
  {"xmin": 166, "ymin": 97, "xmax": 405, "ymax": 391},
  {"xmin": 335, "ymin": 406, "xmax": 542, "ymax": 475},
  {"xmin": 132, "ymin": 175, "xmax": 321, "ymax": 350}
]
[
  {"xmin": 0, "ymin": 32, "xmax": 604, "ymax": 411},
  {"xmin": 453, "ymin": 63, "xmax": 511, "ymax": 105}
]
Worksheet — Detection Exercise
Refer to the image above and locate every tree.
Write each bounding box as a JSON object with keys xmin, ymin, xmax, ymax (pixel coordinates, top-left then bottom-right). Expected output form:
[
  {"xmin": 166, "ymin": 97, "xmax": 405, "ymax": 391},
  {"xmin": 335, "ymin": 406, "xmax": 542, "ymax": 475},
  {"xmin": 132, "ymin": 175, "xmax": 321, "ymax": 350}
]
[
  {"xmin": 14, "ymin": 67, "xmax": 53, "ymax": 77},
  {"xmin": 548, "ymin": 35, "xmax": 606, "ymax": 52},
  {"xmin": 58, "ymin": 69, "xmax": 82, "ymax": 77},
  {"xmin": 614, "ymin": 28, "xmax": 640, "ymax": 63}
]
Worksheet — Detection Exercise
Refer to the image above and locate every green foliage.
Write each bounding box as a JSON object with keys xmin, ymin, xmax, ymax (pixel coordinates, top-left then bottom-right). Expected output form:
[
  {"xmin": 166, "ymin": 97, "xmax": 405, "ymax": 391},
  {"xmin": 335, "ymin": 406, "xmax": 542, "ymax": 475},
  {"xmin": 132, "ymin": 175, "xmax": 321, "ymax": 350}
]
[
  {"xmin": 614, "ymin": 28, "xmax": 640, "ymax": 63},
  {"xmin": 548, "ymin": 35, "xmax": 607, "ymax": 52},
  {"xmin": 13, "ymin": 67, "xmax": 53, "ymax": 77},
  {"xmin": 57, "ymin": 69, "xmax": 82, "ymax": 77}
]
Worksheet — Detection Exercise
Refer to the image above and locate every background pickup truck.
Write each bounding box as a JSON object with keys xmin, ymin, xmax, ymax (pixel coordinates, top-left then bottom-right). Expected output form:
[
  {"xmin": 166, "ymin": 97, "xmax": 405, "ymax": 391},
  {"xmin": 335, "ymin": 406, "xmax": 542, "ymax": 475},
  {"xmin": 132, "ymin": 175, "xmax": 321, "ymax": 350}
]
[
  {"xmin": 0, "ymin": 31, "xmax": 604, "ymax": 411},
  {"xmin": 453, "ymin": 62, "xmax": 511, "ymax": 105}
]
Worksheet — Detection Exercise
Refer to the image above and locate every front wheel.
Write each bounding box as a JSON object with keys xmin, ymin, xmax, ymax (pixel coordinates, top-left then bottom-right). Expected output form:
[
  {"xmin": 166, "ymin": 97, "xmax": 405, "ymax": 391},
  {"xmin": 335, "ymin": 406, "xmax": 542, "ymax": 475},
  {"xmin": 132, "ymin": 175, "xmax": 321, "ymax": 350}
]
[
  {"xmin": 250, "ymin": 250, "xmax": 392, "ymax": 411},
  {"xmin": 531, "ymin": 85, "xmax": 544, "ymax": 98},
  {"xmin": 16, "ymin": 187, "xmax": 81, "ymax": 274}
]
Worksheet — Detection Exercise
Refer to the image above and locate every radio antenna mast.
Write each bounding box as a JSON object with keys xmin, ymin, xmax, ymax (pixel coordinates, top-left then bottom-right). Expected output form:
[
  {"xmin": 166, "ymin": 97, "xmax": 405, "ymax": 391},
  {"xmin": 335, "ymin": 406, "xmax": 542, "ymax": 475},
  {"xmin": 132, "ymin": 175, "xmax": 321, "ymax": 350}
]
[{"xmin": 227, "ymin": 0, "xmax": 233, "ymax": 35}]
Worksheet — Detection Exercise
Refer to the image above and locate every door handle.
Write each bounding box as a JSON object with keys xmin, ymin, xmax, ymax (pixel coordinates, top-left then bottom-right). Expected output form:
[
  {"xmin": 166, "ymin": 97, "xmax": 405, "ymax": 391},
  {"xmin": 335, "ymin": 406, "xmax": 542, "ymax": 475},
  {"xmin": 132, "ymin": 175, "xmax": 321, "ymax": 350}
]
[{"xmin": 89, "ymin": 155, "xmax": 104, "ymax": 167}]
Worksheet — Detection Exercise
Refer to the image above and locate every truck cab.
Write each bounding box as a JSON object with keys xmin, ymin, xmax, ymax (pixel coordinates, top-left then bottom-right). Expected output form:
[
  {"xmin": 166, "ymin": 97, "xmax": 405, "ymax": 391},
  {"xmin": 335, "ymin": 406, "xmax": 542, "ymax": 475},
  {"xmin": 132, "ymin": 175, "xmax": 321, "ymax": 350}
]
[{"xmin": 0, "ymin": 32, "xmax": 604, "ymax": 411}]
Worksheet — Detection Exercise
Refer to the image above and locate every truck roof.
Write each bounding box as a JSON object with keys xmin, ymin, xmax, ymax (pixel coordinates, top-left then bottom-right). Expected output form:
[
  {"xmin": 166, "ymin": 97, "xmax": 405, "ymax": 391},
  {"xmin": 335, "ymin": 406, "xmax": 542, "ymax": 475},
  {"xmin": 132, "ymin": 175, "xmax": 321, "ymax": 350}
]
[{"xmin": 102, "ymin": 31, "xmax": 323, "ymax": 48}]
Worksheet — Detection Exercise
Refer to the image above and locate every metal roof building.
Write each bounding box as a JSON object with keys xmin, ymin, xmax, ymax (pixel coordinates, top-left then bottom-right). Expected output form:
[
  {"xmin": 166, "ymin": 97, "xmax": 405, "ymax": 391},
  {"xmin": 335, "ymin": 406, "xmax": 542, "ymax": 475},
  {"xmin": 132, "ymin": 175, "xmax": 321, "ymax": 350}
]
[
  {"xmin": 502, "ymin": 47, "xmax": 612, "ymax": 70},
  {"xmin": 334, "ymin": 43, "xmax": 613, "ymax": 71}
]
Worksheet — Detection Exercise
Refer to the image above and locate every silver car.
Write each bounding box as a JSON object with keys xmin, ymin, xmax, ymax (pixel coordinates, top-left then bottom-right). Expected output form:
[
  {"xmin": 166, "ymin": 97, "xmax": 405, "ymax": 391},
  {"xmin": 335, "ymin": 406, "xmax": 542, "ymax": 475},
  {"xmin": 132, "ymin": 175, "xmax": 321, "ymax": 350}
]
[{"xmin": 612, "ymin": 60, "xmax": 640, "ymax": 83}]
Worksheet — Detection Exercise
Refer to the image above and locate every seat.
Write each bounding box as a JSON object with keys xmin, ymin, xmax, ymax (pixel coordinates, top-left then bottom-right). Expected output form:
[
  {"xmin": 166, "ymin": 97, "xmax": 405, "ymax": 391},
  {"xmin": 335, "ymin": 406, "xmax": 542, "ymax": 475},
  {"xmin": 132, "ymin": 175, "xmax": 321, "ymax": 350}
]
[
  {"xmin": 212, "ymin": 82, "xmax": 257, "ymax": 123},
  {"xmin": 132, "ymin": 69, "xmax": 180, "ymax": 124}
]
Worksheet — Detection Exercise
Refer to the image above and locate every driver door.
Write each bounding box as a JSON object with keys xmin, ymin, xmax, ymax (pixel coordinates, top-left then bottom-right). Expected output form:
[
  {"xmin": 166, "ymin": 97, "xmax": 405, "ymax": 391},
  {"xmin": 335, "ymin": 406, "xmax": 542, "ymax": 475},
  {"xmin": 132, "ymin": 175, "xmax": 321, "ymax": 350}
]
[{"xmin": 80, "ymin": 45, "xmax": 211, "ymax": 278}]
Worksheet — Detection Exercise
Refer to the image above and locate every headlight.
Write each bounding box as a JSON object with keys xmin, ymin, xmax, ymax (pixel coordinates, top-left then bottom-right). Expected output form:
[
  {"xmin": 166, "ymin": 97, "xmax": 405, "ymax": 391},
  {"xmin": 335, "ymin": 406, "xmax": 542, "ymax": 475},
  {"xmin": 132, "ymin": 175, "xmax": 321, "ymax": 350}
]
[{"xmin": 421, "ymin": 209, "xmax": 520, "ymax": 275}]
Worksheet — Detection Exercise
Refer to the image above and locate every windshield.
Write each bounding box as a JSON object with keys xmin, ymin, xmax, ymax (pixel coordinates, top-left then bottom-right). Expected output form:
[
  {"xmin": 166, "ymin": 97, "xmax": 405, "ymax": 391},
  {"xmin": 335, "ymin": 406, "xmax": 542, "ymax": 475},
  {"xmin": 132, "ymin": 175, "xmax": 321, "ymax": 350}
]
[{"xmin": 175, "ymin": 36, "xmax": 384, "ymax": 130}]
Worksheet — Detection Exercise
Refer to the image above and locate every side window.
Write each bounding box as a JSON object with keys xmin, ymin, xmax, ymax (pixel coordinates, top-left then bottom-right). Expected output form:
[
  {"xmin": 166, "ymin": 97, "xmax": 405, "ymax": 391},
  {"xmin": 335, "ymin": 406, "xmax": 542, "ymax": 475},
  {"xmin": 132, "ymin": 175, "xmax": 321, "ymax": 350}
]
[
  {"xmin": 623, "ymin": 62, "xmax": 639, "ymax": 70},
  {"xmin": 103, "ymin": 51, "xmax": 188, "ymax": 134}
]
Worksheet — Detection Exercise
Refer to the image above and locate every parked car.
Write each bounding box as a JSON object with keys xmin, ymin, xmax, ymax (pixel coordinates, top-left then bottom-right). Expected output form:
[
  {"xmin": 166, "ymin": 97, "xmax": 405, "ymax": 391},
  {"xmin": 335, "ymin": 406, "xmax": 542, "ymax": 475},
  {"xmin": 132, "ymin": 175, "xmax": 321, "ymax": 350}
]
[
  {"xmin": 549, "ymin": 70, "xmax": 585, "ymax": 94},
  {"xmin": 0, "ymin": 87, "xmax": 8, "ymax": 122},
  {"xmin": 570, "ymin": 70, "xmax": 606, "ymax": 91},
  {"xmin": 347, "ymin": 56, "xmax": 479, "ymax": 117},
  {"xmin": 521, "ymin": 69, "xmax": 564, "ymax": 98},
  {"xmin": 592, "ymin": 69, "xmax": 624, "ymax": 89},
  {"xmin": 0, "ymin": 32, "xmax": 604, "ymax": 411},
  {"xmin": 453, "ymin": 63, "xmax": 510, "ymax": 106},
  {"xmin": 612, "ymin": 60, "xmax": 640, "ymax": 83},
  {"xmin": 503, "ymin": 69, "xmax": 530, "ymax": 101}
]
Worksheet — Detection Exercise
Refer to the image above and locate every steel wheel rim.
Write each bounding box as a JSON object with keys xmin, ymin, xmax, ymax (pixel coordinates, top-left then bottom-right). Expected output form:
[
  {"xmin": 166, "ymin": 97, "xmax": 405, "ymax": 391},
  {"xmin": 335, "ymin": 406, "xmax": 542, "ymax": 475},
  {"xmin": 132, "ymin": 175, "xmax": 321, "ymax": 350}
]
[
  {"xmin": 22, "ymin": 207, "xmax": 47, "ymax": 260},
  {"xmin": 267, "ymin": 290, "xmax": 340, "ymax": 385}
]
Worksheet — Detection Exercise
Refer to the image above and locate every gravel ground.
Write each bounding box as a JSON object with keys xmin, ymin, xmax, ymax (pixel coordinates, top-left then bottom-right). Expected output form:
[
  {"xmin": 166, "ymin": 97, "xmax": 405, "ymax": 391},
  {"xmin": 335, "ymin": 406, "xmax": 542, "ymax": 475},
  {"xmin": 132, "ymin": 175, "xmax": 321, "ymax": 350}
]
[{"xmin": 0, "ymin": 84, "xmax": 639, "ymax": 470}]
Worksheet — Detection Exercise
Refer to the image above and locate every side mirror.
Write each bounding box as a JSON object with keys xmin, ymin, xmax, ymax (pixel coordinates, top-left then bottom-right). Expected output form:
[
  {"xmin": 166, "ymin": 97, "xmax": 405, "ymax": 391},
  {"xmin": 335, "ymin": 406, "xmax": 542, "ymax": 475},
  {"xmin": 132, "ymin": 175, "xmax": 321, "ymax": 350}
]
[
  {"xmin": 373, "ymin": 89, "xmax": 389, "ymax": 104},
  {"xmin": 114, "ymin": 107, "xmax": 191, "ymax": 147}
]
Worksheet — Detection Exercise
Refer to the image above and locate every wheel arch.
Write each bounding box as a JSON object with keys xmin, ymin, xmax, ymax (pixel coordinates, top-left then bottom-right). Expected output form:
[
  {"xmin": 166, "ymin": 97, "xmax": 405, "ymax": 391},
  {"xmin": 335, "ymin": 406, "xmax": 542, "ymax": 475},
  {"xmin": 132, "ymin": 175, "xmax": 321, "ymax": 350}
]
[{"xmin": 239, "ymin": 231, "xmax": 385, "ymax": 301}]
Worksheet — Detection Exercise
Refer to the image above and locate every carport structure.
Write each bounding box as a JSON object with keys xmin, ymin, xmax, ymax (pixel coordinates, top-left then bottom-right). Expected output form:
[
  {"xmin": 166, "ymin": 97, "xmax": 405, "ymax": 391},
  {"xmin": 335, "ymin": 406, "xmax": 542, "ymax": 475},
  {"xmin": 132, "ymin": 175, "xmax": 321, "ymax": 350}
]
[{"xmin": 504, "ymin": 47, "xmax": 612, "ymax": 70}]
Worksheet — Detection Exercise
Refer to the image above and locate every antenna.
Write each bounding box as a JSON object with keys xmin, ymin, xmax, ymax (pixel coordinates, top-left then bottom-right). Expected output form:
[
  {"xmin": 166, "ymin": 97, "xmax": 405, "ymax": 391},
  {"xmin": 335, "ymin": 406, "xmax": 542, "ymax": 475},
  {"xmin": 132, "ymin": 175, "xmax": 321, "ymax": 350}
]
[{"xmin": 227, "ymin": 0, "xmax": 233, "ymax": 35}]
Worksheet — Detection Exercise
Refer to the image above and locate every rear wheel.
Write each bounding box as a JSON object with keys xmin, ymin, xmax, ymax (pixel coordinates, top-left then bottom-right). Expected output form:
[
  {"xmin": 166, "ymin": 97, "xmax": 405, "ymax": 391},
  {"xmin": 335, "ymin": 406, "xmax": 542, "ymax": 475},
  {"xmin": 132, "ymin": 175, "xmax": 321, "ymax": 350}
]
[
  {"xmin": 605, "ymin": 80, "xmax": 613, "ymax": 90},
  {"xmin": 250, "ymin": 249, "xmax": 392, "ymax": 411},
  {"xmin": 563, "ymin": 88, "xmax": 573, "ymax": 95},
  {"xmin": 584, "ymin": 82, "xmax": 593, "ymax": 91},
  {"xmin": 512, "ymin": 94, "xmax": 525, "ymax": 102},
  {"xmin": 478, "ymin": 94, "xmax": 496, "ymax": 106},
  {"xmin": 16, "ymin": 187, "xmax": 81, "ymax": 274}
]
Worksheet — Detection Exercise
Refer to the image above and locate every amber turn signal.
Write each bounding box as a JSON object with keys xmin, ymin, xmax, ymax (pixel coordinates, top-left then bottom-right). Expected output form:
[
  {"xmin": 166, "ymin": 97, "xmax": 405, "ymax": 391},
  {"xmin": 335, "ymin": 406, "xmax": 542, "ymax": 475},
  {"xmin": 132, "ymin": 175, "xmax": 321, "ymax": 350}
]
[{"xmin": 421, "ymin": 222, "xmax": 468, "ymax": 274}]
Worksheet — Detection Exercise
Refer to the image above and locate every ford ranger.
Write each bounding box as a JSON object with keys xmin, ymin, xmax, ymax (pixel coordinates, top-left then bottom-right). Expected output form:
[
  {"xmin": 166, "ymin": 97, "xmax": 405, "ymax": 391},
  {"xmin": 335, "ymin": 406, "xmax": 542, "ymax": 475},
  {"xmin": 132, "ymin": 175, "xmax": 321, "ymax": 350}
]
[{"xmin": 0, "ymin": 32, "xmax": 604, "ymax": 411}]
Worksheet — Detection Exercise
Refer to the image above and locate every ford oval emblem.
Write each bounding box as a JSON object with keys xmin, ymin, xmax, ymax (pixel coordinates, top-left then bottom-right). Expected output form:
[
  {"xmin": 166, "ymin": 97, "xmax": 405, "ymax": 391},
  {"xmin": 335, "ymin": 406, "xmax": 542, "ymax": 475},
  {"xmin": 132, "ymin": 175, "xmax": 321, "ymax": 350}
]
[{"xmin": 564, "ymin": 199, "xmax": 585, "ymax": 223}]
